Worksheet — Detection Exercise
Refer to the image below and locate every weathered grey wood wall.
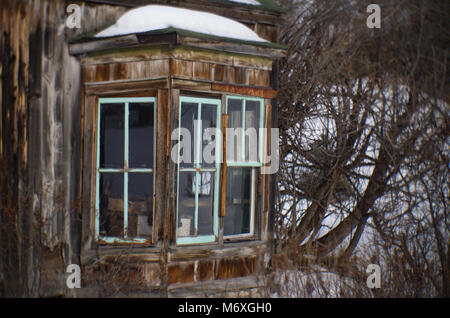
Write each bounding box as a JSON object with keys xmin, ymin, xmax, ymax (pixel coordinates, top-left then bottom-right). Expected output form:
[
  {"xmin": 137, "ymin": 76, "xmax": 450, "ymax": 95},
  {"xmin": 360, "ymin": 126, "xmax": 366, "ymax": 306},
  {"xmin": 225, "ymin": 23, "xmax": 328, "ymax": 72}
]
[{"xmin": 0, "ymin": 0, "xmax": 127, "ymax": 297}]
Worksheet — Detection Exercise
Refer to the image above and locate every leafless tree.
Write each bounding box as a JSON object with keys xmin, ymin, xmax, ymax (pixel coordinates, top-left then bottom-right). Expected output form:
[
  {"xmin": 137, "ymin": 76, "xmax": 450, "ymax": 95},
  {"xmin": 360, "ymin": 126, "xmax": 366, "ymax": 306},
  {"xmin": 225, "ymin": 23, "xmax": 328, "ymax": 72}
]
[{"xmin": 273, "ymin": 0, "xmax": 449, "ymax": 297}]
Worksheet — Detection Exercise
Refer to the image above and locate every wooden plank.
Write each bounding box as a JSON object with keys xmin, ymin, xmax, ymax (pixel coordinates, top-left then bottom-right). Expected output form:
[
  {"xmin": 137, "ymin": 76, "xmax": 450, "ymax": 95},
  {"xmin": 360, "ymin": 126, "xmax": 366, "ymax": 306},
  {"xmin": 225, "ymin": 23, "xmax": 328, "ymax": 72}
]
[
  {"xmin": 168, "ymin": 262, "xmax": 195, "ymax": 284},
  {"xmin": 169, "ymin": 59, "xmax": 193, "ymax": 78},
  {"xmin": 80, "ymin": 94, "xmax": 97, "ymax": 250},
  {"xmin": 167, "ymin": 88, "xmax": 179, "ymax": 244},
  {"xmin": 171, "ymin": 78, "xmax": 212, "ymax": 91},
  {"xmin": 211, "ymin": 83, "xmax": 277, "ymax": 99},
  {"xmin": 167, "ymin": 276, "xmax": 263, "ymax": 297},
  {"xmin": 196, "ymin": 260, "xmax": 215, "ymax": 281},
  {"xmin": 95, "ymin": 63, "xmax": 110, "ymax": 82},
  {"xmin": 193, "ymin": 61, "xmax": 212, "ymax": 81},
  {"xmin": 219, "ymin": 114, "xmax": 229, "ymax": 218},
  {"xmin": 155, "ymin": 88, "xmax": 169, "ymax": 245},
  {"xmin": 171, "ymin": 47, "xmax": 273, "ymax": 70},
  {"xmin": 247, "ymin": 69, "xmax": 270, "ymax": 87},
  {"xmin": 69, "ymin": 34, "xmax": 139, "ymax": 55},
  {"xmin": 179, "ymin": 36, "xmax": 286, "ymax": 59},
  {"xmin": 84, "ymin": 79, "xmax": 167, "ymax": 96},
  {"xmin": 255, "ymin": 23, "xmax": 278, "ymax": 43},
  {"xmin": 212, "ymin": 64, "xmax": 225, "ymax": 82},
  {"xmin": 169, "ymin": 242, "xmax": 269, "ymax": 261},
  {"xmin": 225, "ymin": 66, "xmax": 247, "ymax": 85},
  {"xmin": 81, "ymin": 45, "xmax": 171, "ymax": 66},
  {"xmin": 82, "ymin": 45, "xmax": 274, "ymax": 71},
  {"xmin": 83, "ymin": 60, "xmax": 169, "ymax": 83},
  {"xmin": 83, "ymin": 65, "xmax": 96, "ymax": 83},
  {"xmin": 216, "ymin": 256, "xmax": 257, "ymax": 280},
  {"xmin": 81, "ymin": 246, "xmax": 162, "ymax": 264}
]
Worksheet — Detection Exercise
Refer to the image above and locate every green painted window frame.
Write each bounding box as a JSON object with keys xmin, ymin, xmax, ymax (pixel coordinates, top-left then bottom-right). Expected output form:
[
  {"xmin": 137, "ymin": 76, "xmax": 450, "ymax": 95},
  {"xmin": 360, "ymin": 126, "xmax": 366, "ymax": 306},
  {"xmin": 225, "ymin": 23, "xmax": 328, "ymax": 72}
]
[
  {"xmin": 176, "ymin": 96, "xmax": 221, "ymax": 245},
  {"xmin": 224, "ymin": 96, "xmax": 264, "ymax": 238},
  {"xmin": 225, "ymin": 96, "xmax": 265, "ymax": 167},
  {"xmin": 95, "ymin": 97, "xmax": 156, "ymax": 244}
]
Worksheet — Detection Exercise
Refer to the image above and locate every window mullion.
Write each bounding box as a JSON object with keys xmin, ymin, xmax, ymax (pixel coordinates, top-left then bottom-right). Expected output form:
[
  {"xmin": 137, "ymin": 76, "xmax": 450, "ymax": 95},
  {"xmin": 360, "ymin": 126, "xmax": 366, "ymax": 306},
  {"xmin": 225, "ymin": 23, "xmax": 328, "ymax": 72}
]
[
  {"xmin": 194, "ymin": 102, "xmax": 203, "ymax": 236},
  {"xmin": 194, "ymin": 171, "xmax": 199, "ymax": 236}
]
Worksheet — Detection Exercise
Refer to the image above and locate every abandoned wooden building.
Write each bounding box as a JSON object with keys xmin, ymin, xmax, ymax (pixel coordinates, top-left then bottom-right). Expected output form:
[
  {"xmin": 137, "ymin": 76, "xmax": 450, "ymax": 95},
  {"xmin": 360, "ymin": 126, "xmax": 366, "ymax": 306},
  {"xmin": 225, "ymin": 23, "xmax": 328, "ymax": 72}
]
[{"xmin": 0, "ymin": 0, "xmax": 286, "ymax": 297}]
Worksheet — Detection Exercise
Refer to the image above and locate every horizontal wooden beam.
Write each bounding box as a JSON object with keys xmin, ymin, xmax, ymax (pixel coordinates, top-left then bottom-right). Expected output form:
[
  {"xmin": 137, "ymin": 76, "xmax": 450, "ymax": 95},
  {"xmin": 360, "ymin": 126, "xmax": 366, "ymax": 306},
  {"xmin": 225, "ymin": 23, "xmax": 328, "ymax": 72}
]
[
  {"xmin": 84, "ymin": 78, "xmax": 167, "ymax": 95},
  {"xmin": 69, "ymin": 34, "xmax": 139, "ymax": 55},
  {"xmin": 179, "ymin": 36, "xmax": 286, "ymax": 59},
  {"xmin": 212, "ymin": 83, "xmax": 277, "ymax": 99}
]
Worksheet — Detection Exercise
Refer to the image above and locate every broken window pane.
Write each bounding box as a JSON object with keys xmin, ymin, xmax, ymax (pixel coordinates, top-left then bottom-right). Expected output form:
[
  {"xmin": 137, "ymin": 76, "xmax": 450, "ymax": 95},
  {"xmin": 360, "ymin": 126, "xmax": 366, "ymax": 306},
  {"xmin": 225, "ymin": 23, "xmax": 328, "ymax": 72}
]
[
  {"xmin": 224, "ymin": 167, "xmax": 252, "ymax": 236},
  {"xmin": 100, "ymin": 103, "xmax": 124, "ymax": 168},
  {"xmin": 129, "ymin": 103, "xmax": 154, "ymax": 168},
  {"xmin": 99, "ymin": 173, "xmax": 124, "ymax": 237},
  {"xmin": 127, "ymin": 173, "xmax": 153, "ymax": 238}
]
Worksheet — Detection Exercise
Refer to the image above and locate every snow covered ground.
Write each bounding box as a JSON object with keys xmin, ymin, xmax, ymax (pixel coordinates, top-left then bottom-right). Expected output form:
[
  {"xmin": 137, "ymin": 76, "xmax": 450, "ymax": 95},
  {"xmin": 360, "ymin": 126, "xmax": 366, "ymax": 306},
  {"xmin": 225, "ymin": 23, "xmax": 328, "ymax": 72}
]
[
  {"xmin": 95, "ymin": 5, "xmax": 267, "ymax": 43},
  {"xmin": 269, "ymin": 268, "xmax": 373, "ymax": 298}
]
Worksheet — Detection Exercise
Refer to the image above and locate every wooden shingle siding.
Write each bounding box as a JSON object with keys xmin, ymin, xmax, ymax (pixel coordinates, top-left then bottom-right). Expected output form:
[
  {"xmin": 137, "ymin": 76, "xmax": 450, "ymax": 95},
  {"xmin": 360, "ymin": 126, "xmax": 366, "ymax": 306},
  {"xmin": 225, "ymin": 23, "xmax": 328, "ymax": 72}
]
[
  {"xmin": 83, "ymin": 46, "xmax": 274, "ymax": 71},
  {"xmin": 216, "ymin": 256, "xmax": 257, "ymax": 280},
  {"xmin": 168, "ymin": 262, "xmax": 195, "ymax": 284},
  {"xmin": 169, "ymin": 59, "xmax": 270, "ymax": 87},
  {"xmin": 84, "ymin": 58, "xmax": 271, "ymax": 88}
]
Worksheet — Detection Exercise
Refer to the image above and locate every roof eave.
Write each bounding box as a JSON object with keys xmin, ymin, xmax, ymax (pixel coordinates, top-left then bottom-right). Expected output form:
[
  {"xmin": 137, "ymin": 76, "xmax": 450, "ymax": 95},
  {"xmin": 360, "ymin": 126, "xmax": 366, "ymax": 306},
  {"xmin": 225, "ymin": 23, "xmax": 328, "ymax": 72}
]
[{"xmin": 69, "ymin": 29, "xmax": 287, "ymax": 59}]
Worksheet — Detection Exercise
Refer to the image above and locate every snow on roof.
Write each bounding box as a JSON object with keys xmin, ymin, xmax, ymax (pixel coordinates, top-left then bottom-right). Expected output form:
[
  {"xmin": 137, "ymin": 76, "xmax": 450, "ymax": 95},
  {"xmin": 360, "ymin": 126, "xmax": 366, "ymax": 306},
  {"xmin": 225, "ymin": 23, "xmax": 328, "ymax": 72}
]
[
  {"xmin": 227, "ymin": 0, "xmax": 261, "ymax": 5},
  {"xmin": 95, "ymin": 5, "xmax": 267, "ymax": 43}
]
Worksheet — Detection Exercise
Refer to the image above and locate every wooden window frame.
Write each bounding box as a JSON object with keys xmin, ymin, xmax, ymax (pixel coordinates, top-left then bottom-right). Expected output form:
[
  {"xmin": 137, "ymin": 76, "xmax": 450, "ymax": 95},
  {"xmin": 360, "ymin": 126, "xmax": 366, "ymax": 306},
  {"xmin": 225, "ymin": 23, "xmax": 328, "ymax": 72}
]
[
  {"xmin": 223, "ymin": 96, "xmax": 265, "ymax": 240},
  {"xmin": 175, "ymin": 96, "xmax": 222, "ymax": 245},
  {"xmin": 95, "ymin": 97, "xmax": 156, "ymax": 244}
]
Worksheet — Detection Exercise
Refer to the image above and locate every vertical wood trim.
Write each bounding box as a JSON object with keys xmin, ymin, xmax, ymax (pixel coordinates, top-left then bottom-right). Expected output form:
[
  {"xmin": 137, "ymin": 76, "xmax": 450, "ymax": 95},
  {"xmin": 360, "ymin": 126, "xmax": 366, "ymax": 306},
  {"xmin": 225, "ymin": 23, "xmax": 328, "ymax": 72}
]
[
  {"xmin": 155, "ymin": 89, "xmax": 169, "ymax": 245},
  {"xmin": 168, "ymin": 88, "xmax": 179, "ymax": 244},
  {"xmin": 219, "ymin": 114, "xmax": 229, "ymax": 218},
  {"xmin": 89, "ymin": 95, "xmax": 98, "ymax": 245}
]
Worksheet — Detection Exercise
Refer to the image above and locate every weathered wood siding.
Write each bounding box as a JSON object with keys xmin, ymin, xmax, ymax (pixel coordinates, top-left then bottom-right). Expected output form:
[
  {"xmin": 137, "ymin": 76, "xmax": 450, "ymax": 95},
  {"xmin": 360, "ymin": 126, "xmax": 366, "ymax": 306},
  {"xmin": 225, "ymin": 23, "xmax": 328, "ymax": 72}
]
[{"xmin": 0, "ymin": 0, "xmax": 128, "ymax": 297}]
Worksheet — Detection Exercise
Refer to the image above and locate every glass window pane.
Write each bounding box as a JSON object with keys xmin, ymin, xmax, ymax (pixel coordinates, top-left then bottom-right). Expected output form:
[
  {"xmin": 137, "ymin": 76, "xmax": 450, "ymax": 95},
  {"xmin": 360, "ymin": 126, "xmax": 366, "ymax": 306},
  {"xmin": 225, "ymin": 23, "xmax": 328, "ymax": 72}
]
[
  {"xmin": 227, "ymin": 98, "xmax": 243, "ymax": 162},
  {"xmin": 180, "ymin": 102, "xmax": 198, "ymax": 168},
  {"xmin": 197, "ymin": 172, "xmax": 215, "ymax": 236},
  {"xmin": 177, "ymin": 171, "xmax": 197, "ymax": 237},
  {"xmin": 129, "ymin": 103, "xmax": 154, "ymax": 168},
  {"xmin": 100, "ymin": 103, "xmax": 124, "ymax": 168},
  {"xmin": 127, "ymin": 173, "xmax": 153, "ymax": 239},
  {"xmin": 201, "ymin": 104, "xmax": 217, "ymax": 167},
  {"xmin": 99, "ymin": 173, "xmax": 124, "ymax": 237},
  {"xmin": 224, "ymin": 167, "xmax": 252, "ymax": 236},
  {"xmin": 245, "ymin": 100, "xmax": 260, "ymax": 162}
]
